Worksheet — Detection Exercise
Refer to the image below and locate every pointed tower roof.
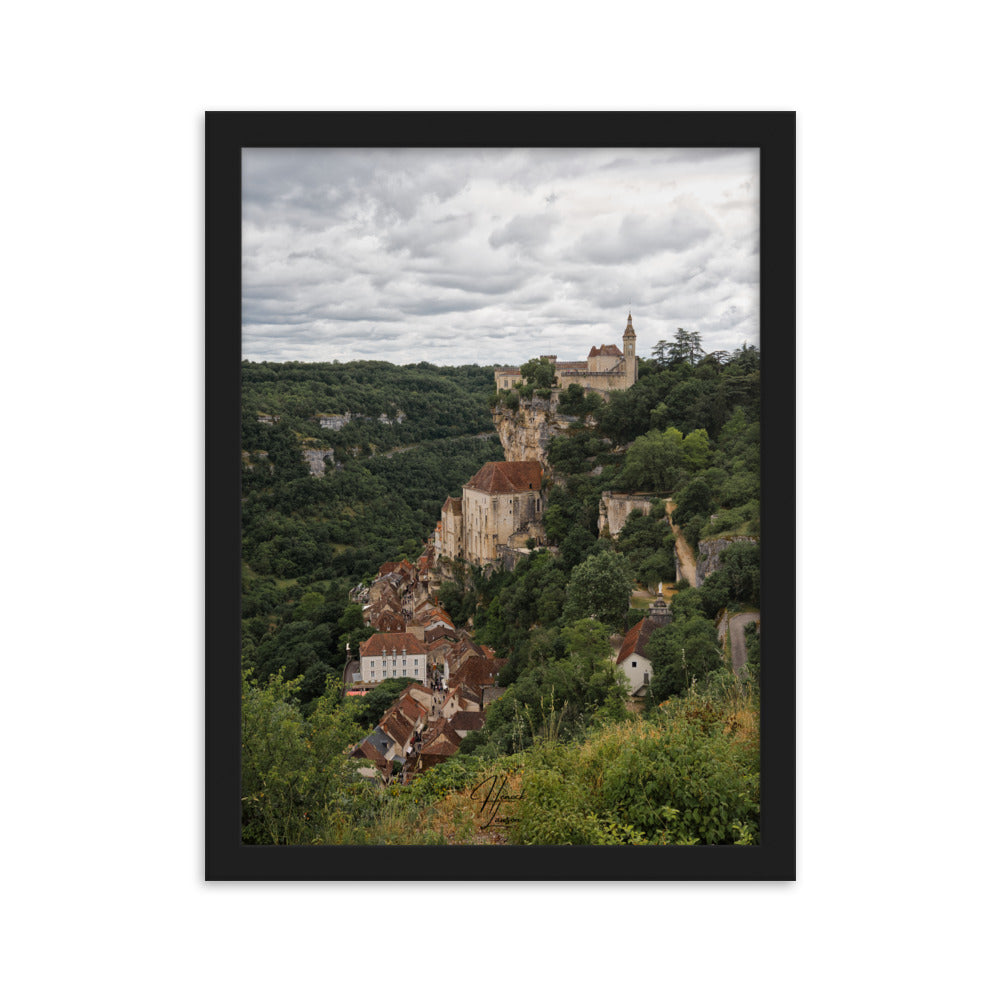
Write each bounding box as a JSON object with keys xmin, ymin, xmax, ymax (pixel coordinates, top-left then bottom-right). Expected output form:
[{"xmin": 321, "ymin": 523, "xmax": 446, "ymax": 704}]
[{"xmin": 624, "ymin": 312, "xmax": 635, "ymax": 337}]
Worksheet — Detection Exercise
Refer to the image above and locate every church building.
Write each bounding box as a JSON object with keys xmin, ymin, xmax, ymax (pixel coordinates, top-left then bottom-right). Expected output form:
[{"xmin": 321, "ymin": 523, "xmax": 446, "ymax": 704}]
[{"xmin": 438, "ymin": 460, "xmax": 546, "ymax": 568}]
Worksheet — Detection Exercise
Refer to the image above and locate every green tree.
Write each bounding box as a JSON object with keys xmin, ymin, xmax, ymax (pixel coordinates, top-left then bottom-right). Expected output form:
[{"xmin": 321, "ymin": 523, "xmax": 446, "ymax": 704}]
[
  {"xmin": 665, "ymin": 328, "xmax": 704, "ymax": 367},
  {"xmin": 563, "ymin": 550, "xmax": 632, "ymax": 630},
  {"xmin": 520, "ymin": 357, "xmax": 557, "ymax": 388},
  {"xmin": 617, "ymin": 428, "xmax": 685, "ymax": 492},
  {"xmin": 646, "ymin": 616, "xmax": 722, "ymax": 702},
  {"xmin": 241, "ymin": 671, "xmax": 365, "ymax": 845},
  {"xmin": 682, "ymin": 428, "xmax": 712, "ymax": 471}
]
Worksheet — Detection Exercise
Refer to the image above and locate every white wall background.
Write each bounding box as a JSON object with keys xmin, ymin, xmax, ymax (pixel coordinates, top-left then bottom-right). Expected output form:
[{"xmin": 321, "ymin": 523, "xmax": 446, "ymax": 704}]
[{"xmin": 4, "ymin": 3, "xmax": 997, "ymax": 998}]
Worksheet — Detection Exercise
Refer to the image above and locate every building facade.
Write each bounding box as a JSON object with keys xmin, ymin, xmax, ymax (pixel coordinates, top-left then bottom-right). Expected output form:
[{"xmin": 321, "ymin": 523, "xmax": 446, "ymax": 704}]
[
  {"xmin": 359, "ymin": 633, "xmax": 429, "ymax": 684},
  {"xmin": 441, "ymin": 460, "xmax": 546, "ymax": 567},
  {"xmin": 494, "ymin": 312, "xmax": 638, "ymax": 397}
]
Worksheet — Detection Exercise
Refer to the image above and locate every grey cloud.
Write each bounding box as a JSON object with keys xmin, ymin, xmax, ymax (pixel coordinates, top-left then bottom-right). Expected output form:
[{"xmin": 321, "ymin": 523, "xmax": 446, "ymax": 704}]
[
  {"xmin": 573, "ymin": 204, "xmax": 717, "ymax": 265},
  {"xmin": 488, "ymin": 214, "xmax": 555, "ymax": 251},
  {"xmin": 241, "ymin": 148, "xmax": 759, "ymax": 364}
]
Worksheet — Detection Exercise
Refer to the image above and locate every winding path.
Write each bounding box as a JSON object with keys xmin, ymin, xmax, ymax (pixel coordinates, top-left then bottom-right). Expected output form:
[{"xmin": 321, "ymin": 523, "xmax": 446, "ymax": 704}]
[
  {"xmin": 720, "ymin": 611, "xmax": 760, "ymax": 677},
  {"xmin": 665, "ymin": 500, "xmax": 698, "ymax": 588}
]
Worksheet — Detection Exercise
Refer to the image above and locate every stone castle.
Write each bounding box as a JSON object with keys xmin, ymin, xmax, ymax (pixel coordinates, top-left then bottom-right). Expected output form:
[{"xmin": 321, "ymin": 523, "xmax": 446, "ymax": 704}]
[
  {"xmin": 493, "ymin": 312, "xmax": 638, "ymax": 398},
  {"xmin": 437, "ymin": 315, "xmax": 639, "ymax": 571}
]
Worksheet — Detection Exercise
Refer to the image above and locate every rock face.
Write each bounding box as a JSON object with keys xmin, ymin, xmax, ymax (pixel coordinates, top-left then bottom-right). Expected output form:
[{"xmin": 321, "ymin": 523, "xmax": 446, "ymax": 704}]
[
  {"xmin": 303, "ymin": 448, "xmax": 340, "ymax": 477},
  {"xmin": 696, "ymin": 535, "xmax": 758, "ymax": 586},
  {"xmin": 318, "ymin": 410, "xmax": 405, "ymax": 430},
  {"xmin": 318, "ymin": 413, "xmax": 354, "ymax": 430},
  {"xmin": 492, "ymin": 395, "xmax": 582, "ymax": 470},
  {"xmin": 597, "ymin": 491, "xmax": 667, "ymax": 538}
]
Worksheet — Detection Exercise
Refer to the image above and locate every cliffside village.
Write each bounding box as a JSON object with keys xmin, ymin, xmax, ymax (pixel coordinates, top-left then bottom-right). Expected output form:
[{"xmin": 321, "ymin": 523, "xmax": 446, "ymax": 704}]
[{"xmin": 344, "ymin": 314, "xmax": 686, "ymax": 785}]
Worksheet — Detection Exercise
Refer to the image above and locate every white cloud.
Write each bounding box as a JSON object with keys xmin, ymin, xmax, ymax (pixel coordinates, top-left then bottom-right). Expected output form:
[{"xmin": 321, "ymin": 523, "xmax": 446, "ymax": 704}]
[{"xmin": 242, "ymin": 148, "xmax": 759, "ymax": 365}]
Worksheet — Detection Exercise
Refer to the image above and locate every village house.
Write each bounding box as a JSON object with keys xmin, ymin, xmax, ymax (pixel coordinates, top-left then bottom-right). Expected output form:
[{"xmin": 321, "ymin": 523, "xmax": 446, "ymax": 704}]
[
  {"xmin": 616, "ymin": 592, "xmax": 672, "ymax": 696},
  {"xmin": 359, "ymin": 632, "xmax": 430, "ymax": 684}
]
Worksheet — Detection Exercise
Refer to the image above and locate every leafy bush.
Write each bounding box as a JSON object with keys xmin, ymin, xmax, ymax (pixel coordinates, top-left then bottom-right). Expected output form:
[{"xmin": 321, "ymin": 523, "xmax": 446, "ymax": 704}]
[{"xmin": 509, "ymin": 699, "xmax": 759, "ymax": 845}]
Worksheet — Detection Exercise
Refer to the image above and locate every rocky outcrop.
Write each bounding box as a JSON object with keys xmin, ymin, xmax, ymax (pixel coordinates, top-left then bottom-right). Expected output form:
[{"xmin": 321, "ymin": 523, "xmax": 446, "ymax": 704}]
[
  {"xmin": 597, "ymin": 492, "xmax": 668, "ymax": 538},
  {"xmin": 318, "ymin": 413, "xmax": 355, "ymax": 430},
  {"xmin": 303, "ymin": 448, "xmax": 340, "ymax": 477},
  {"xmin": 318, "ymin": 410, "xmax": 405, "ymax": 430},
  {"xmin": 696, "ymin": 535, "xmax": 758, "ymax": 586},
  {"xmin": 492, "ymin": 395, "xmax": 584, "ymax": 470}
]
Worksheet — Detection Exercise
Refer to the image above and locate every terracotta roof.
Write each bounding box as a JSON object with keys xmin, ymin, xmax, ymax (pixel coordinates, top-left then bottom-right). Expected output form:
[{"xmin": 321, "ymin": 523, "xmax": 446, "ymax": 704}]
[
  {"xmin": 616, "ymin": 617, "xmax": 668, "ymax": 665},
  {"xmin": 464, "ymin": 460, "xmax": 544, "ymax": 494},
  {"xmin": 450, "ymin": 711, "xmax": 485, "ymax": 733},
  {"xmin": 372, "ymin": 613, "xmax": 406, "ymax": 634},
  {"xmin": 451, "ymin": 655, "xmax": 502, "ymax": 688},
  {"xmin": 380, "ymin": 709, "xmax": 416, "ymax": 750},
  {"xmin": 360, "ymin": 633, "xmax": 428, "ymax": 658},
  {"xmin": 588, "ymin": 344, "xmax": 624, "ymax": 357},
  {"xmin": 442, "ymin": 496, "xmax": 463, "ymax": 515},
  {"xmin": 419, "ymin": 719, "xmax": 463, "ymax": 756},
  {"xmin": 379, "ymin": 559, "xmax": 416, "ymax": 579},
  {"xmin": 554, "ymin": 360, "xmax": 587, "ymax": 369},
  {"xmin": 397, "ymin": 693, "xmax": 428, "ymax": 726}
]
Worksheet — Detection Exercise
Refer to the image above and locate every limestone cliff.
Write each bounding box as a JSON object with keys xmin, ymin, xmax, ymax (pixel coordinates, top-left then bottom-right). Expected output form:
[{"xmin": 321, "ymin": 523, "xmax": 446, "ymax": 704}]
[
  {"xmin": 492, "ymin": 395, "xmax": 584, "ymax": 471},
  {"xmin": 696, "ymin": 535, "xmax": 758, "ymax": 586},
  {"xmin": 303, "ymin": 448, "xmax": 340, "ymax": 477}
]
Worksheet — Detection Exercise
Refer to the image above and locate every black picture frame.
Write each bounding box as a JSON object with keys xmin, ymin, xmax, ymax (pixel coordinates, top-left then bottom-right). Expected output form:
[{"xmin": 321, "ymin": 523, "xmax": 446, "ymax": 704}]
[{"xmin": 206, "ymin": 111, "xmax": 795, "ymax": 881}]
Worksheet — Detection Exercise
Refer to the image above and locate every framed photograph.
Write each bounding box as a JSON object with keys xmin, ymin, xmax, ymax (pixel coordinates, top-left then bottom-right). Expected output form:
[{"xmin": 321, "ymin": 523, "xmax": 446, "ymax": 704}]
[{"xmin": 206, "ymin": 112, "xmax": 794, "ymax": 880}]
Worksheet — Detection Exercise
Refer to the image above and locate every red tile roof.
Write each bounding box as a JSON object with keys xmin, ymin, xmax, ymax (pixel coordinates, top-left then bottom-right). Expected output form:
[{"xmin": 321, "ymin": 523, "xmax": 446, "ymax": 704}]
[
  {"xmin": 379, "ymin": 559, "xmax": 416, "ymax": 578},
  {"xmin": 616, "ymin": 617, "xmax": 667, "ymax": 664},
  {"xmin": 588, "ymin": 344, "xmax": 624, "ymax": 357},
  {"xmin": 449, "ymin": 656, "xmax": 505, "ymax": 697},
  {"xmin": 360, "ymin": 633, "xmax": 428, "ymax": 657},
  {"xmin": 442, "ymin": 496, "xmax": 463, "ymax": 515},
  {"xmin": 450, "ymin": 711, "xmax": 485, "ymax": 733},
  {"xmin": 397, "ymin": 693, "xmax": 428, "ymax": 726},
  {"xmin": 464, "ymin": 460, "xmax": 544, "ymax": 494},
  {"xmin": 380, "ymin": 711, "xmax": 414, "ymax": 749}
]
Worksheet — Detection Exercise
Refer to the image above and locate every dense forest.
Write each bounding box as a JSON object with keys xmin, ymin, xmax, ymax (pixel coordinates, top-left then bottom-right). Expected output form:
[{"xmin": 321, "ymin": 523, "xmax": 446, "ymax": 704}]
[
  {"xmin": 241, "ymin": 334, "xmax": 763, "ymax": 845},
  {"xmin": 241, "ymin": 360, "xmax": 503, "ymax": 703}
]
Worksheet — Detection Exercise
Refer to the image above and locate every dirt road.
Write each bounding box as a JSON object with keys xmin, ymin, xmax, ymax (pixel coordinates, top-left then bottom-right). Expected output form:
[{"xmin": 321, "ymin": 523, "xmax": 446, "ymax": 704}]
[
  {"xmin": 720, "ymin": 611, "xmax": 760, "ymax": 677},
  {"xmin": 665, "ymin": 500, "xmax": 698, "ymax": 587}
]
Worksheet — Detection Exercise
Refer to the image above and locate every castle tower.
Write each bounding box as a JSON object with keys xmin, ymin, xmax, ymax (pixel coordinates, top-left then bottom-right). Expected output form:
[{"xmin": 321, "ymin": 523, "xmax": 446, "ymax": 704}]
[{"xmin": 623, "ymin": 312, "xmax": 637, "ymax": 386}]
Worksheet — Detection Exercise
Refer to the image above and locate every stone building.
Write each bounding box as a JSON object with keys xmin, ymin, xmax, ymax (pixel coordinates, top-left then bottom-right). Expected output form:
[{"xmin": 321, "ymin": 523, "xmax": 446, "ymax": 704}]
[
  {"xmin": 359, "ymin": 632, "xmax": 429, "ymax": 684},
  {"xmin": 438, "ymin": 496, "xmax": 464, "ymax": 561},
  {"xmin": 439, "ymin": 460, "xmax": 545, "ymax": 567},
  {"xmin": 494, "ymin": 312, "xmax": 638, "ymax": 397}
]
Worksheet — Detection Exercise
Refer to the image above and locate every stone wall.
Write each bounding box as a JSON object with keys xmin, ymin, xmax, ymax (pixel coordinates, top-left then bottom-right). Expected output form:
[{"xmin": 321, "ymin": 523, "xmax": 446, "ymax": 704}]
[
  {"xmin": 597, "ymin": 491, "xmax": 668, "ymax": 539},
  {"xmin": 462, "ymin": 486, "xmax": 545, "ymax": 566}
]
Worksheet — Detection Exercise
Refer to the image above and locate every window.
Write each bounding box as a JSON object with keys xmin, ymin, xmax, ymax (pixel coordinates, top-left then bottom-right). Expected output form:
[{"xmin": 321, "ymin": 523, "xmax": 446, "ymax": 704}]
[
  {"xmin": 632, "ymin": 661, "xmax": 637, "ymax": 668},
  {"xmin": 393, "ymin": 669, "xmax": 397, "ymax": 677}
]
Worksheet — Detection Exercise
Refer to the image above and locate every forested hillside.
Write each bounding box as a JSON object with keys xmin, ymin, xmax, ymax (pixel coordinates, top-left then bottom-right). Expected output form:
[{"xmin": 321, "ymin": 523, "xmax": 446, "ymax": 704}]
[
  {"xmin": 241, "ymin": 335, "xmax": 763, "ymax": 845},
  {"xmin": 242, "ymin": 359, "xmax": 496, "ymax": 459},
  {"xmin": 241, "ymin": 360, "xmax": 503, "ymax": 702}
]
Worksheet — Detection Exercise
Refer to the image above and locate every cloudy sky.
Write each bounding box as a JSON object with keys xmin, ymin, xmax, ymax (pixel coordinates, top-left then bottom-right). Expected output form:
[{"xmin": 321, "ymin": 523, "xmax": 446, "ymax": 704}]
[{"xmin": 243, "ymin": 148, "xmax": 759, "ymax": 367}]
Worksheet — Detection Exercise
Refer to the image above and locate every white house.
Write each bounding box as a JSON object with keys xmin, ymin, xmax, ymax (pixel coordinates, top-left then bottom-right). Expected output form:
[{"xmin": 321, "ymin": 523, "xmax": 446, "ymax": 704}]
[
  {"xmin": 616, "ymin": 594, "xmax": 671, "ymax": 696},
  {"xmin": 359, "ymin": 633, "xmax": 429, "ymax": 684}
]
